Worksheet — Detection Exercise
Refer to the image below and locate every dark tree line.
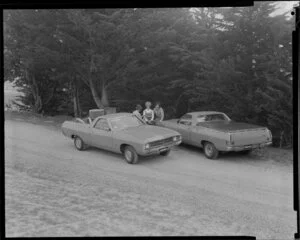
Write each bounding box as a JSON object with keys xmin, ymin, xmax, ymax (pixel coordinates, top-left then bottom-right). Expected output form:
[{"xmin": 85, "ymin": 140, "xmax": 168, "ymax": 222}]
[{"xmin": 4, "ymin": 3, "xmax": 294, "ymax": 147}]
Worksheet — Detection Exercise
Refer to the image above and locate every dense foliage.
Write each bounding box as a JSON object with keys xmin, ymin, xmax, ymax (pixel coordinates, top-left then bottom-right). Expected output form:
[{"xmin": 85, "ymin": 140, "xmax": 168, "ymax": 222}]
[{"xmin": 4, "ymin": 3, "xmax": 294, "ymax": 147}]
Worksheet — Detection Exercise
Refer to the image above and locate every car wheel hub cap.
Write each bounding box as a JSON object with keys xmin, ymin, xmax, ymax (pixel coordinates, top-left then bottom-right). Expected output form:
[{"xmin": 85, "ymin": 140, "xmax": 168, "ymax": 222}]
[
  {"xmin": 76, "ymin": 139, "xmax": 82, "ymax": 148},
  {"xmin": 125, "ymin": 151, "xmax": 132, "ymax": 161},
  {"xmin": 205, "ymin": 145, "xmax": 213, "ymax": 156}
]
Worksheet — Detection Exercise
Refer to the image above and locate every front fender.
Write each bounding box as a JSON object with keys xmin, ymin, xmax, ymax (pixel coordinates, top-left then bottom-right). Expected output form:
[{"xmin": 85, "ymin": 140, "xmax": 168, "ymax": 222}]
[{"xmin": 113, "ymin": 133, "xmax": 145, "ymax": 154}]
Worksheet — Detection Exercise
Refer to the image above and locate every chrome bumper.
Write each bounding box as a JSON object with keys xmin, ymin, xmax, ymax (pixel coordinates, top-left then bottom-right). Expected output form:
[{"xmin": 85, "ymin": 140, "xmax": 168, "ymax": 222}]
[
  {"xmin": 142, "ymin": 140, "xmax": 182, "ymax": 155},
  {"xmin": 225, "ymin": 141, "xmax": 272, "ymax": 151}
]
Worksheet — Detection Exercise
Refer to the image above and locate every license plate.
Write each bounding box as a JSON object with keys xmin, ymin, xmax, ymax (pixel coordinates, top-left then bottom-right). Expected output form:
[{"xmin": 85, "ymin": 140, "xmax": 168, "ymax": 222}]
[
  {"xmin": 159, "ymin": 147, "xmax": 168, "ymax": 152},
  {"xmin": 244, "ymin": 145, "xmax": 252, "ymax": 149}
]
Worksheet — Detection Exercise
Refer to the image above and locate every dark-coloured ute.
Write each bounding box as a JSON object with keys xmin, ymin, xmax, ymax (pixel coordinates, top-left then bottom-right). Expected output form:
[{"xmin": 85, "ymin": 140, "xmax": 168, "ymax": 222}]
[{"xmin": 157, "ymin": 111, "xmax": 272, "ymax": 159}]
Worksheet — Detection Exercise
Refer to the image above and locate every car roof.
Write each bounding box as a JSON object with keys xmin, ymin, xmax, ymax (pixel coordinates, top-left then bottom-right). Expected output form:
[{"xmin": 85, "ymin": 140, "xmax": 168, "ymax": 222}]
[{"xmin": 187, "ymin": 111, "xmax": 224, "ymax": 117}]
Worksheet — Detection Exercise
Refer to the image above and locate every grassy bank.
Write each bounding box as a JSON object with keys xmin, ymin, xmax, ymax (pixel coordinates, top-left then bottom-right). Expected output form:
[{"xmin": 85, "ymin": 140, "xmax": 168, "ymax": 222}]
[{"xmin": 5, "ymin": 110, "xmax": 74, "ymax": 129}]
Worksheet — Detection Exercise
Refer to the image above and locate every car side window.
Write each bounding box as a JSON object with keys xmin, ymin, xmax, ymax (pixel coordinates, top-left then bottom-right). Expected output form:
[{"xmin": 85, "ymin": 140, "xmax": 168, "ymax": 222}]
[
  {"xmin": 214, "ymin": 114, "xmax": 226, "ymax": 121},
  {"xmin": 94, "ymin": 118, "xmax": 110, "ymax": 130},
  {"xmin": 179, "ymin": 114, "xmax": 192, "ymax": 126},
  {"xmin": 179, "ymin": 120, "xmax": 192, "ymax": 126},
  {"xmin": 205, "ymin": 115, "xmax": 213, "ymax": 121},
  {"xmin": 209, "ymin": 114, "xmax": 226, "ymax": 121},
  {"xmin": 181, "ymin": 114, "xmax": 192, "ymax": 120},
  {"xmin": 197, "ymin": 115, "xmax": 208, "ymax": 123}
]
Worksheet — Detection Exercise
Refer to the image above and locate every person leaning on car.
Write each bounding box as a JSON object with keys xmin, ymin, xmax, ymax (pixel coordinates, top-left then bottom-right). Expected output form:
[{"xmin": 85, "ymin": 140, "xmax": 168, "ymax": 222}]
[
  {"xmin": 133, "ymin": 104, "xmax": 143, "ymax": 120},
  {"xmin": 153, "ymin": 102, "xmax": 164, "ymax": 125}
]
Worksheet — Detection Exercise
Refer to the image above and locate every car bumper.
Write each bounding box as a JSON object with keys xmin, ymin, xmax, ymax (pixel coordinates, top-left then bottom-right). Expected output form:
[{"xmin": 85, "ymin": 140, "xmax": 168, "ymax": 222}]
[
  {"xmin": 141, "ymin": 140, "xmax": 182, "ymax": 156},
  {"xmin": 225, "ymin": 141, "xmax": 272, "ymax": 151}
]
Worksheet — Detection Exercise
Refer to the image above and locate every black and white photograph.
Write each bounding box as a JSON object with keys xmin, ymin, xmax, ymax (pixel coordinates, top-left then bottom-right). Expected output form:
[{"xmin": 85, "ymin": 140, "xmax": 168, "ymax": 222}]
[{"xmin": 3, "ymin": 1, "xmax": 299, "ymax": 238}]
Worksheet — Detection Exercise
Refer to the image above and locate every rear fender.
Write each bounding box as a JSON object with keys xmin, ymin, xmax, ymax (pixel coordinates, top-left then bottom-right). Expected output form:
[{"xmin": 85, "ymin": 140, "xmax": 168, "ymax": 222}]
[
  {"xmin": 192, "ymin": 127, "xmax": 230, "ymax": 150},
  {"xmin": 62, "ymin": 121, "xmax": 91, "ymax": 143}
]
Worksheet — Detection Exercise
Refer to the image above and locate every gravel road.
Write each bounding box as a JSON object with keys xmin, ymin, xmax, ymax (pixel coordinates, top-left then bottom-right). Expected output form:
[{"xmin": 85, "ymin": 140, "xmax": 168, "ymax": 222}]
[{"xmin": 5, "ymin": 117, "xmax": 296, "ymax": 238}]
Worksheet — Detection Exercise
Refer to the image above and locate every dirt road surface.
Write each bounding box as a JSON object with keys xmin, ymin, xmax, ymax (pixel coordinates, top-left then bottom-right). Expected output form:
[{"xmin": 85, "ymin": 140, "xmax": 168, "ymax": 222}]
[{"xmin": 5, "ymin": 116, "xmax": 296, "ymax": 238}]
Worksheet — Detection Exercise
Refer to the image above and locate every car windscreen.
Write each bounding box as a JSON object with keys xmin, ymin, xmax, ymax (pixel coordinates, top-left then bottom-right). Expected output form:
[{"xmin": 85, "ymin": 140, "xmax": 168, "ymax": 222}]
[{"xmin": 110, "ymin": 115, "xmax": 145, "ymax": 130}]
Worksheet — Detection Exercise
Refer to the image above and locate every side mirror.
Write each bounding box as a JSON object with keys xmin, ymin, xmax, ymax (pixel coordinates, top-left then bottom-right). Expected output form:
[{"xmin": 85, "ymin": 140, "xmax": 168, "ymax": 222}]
[{"xmin": 104, "ymin": 127, "xmax": 111, "ymax": 132}]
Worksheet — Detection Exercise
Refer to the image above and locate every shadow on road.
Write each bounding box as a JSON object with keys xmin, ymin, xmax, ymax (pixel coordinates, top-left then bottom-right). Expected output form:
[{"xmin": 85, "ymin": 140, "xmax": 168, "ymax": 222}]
[
  {"xmin": 177, "ymin": 143, "xmax": 270, "ymax": 164},
  {"xmin": 85, "ymin": 146, "xmax": 175, "ymax": 166}
]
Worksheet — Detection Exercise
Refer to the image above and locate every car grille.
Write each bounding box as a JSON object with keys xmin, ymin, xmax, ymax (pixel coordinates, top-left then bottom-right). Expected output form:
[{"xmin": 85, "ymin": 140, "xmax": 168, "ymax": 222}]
[{"xmin": 149, "ymin": 137, "xmax": 174, "ymax": 148}]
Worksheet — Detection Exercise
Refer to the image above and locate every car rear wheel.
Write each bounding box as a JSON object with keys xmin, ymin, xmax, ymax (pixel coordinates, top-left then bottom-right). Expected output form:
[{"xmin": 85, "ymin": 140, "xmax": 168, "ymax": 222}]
[
  {"xmin": 203, "ymin": 142, "xmax": 219, "ymax": 159},
  {"xmin": 74, "ymin": 136, "xmax": 87, "ymax": 151},
  {"xmin": 160, "ymin": 149, "xmax": 170, "ymax": 156},
  {"xmin": 123, "ymin": 146, "xmax": 139, "ymax": 164}
]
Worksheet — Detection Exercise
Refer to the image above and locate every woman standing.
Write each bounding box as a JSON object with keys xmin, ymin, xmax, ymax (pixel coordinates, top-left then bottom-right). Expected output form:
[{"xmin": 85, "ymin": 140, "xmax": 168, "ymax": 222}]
[
  {"xmin": 153, "ymin": 102, "xmax": 164, "ymax": 124},
  {"xmin": 143, "ymin": 101, "xmax": 154, "ymax": 124}
]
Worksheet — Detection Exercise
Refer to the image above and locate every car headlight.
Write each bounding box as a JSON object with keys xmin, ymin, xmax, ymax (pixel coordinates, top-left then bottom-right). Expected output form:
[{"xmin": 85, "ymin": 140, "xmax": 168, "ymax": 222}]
[
  {"xmin": 173, "ymin": 135, "xmax": 181, "ymax": 141},
  {"xmin": 144, "ymin": 143, "xmax": 150, "ymax": 150}
]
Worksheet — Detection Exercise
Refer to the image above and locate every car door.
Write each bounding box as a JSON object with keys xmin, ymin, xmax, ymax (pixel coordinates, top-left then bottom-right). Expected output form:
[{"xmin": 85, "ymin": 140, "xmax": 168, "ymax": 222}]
[
  {"xmin": 190, "ymin": 124, "xmax": 208, "ymax": 147},
  {"xmin": 91, "ymin": 118, "xmax": 113, "ymax": 151},
  {"xmin": 189, "ymin": 114, "xmax": 209, "ymax": 147},
  {"xmin": 176, "ymin": 114, "xmax": 193, "ymax": 143}
]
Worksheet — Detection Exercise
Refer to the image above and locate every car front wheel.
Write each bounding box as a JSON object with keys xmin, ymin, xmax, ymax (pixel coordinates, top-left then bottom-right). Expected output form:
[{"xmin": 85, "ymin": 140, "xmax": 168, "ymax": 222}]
[
  {"xmin": 74, "ymin": 136, "xmax": 87, "ymax": 151},
  {"xmin": 123, "ymin": 146, "xmax": 139, "ymax": 164},
  {"xmin": 203, "ymin": 142, "xmax": 219, "ymax": 159}
]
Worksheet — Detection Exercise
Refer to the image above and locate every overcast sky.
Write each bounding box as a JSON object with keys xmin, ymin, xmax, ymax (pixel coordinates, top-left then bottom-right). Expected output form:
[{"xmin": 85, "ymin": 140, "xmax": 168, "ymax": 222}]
[{"xmin": 271, "ymin": 1, "xmax": 298, "ymax": 16}]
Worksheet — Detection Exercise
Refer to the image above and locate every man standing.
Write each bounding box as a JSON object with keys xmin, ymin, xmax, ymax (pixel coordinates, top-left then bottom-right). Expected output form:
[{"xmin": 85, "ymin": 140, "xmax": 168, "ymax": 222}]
[{"xmin": 153, "ymin": 102, "xmax": 164, "ymax": 125}]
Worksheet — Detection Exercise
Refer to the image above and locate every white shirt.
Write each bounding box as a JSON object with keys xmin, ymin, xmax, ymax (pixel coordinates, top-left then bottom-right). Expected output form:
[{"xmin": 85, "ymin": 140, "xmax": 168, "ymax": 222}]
[{"xmin": 143, "ymin": 108, "xmax": 154, "ymax": 121}]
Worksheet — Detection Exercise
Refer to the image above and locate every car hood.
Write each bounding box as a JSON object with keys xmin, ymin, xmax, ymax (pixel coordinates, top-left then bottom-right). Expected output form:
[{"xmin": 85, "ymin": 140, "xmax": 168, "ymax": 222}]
[
  {"xmin": 198, "ymin": 121, "xmax": 266, "ymax": 132},
  {"xmin": 121, "ymin": 125, "xmax": 179, "ymax": 142},
  {"xmin": 164, "ymin": 119, "xmax": 179, "ymax": 123}
]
